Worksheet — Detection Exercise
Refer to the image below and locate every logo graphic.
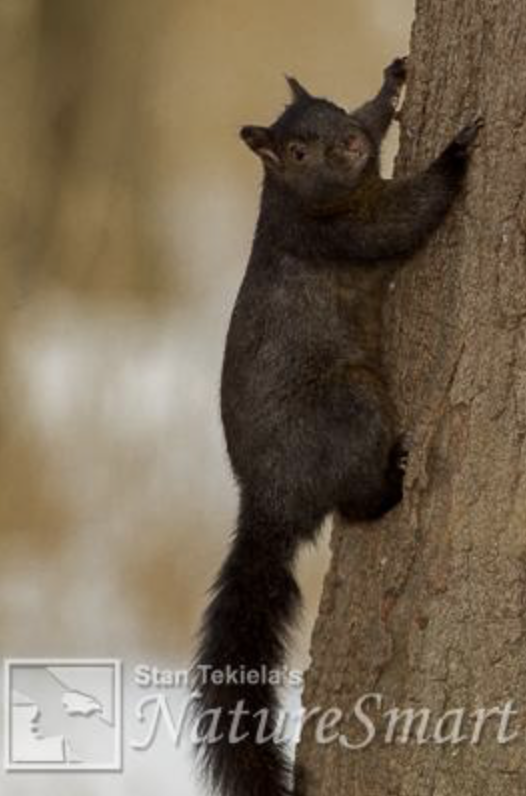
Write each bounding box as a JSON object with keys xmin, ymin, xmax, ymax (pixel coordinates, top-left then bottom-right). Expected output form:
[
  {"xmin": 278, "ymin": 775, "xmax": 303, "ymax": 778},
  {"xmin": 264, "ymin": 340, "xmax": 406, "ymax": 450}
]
[{"xmin": 4, "ymin": 659, "xmax": 122, "ymax": 771}]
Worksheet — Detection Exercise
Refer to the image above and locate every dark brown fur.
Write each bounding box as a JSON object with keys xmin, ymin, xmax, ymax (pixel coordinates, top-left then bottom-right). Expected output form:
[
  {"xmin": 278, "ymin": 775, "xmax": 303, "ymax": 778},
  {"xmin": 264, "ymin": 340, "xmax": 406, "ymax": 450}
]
[{"xmin": 193, "ymin": 58, "xmax": 482, "ymax": 796}]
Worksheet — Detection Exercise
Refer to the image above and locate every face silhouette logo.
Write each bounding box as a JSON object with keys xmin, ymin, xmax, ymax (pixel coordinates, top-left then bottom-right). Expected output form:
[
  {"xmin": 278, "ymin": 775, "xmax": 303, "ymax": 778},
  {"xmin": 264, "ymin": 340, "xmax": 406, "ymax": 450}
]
[{"xmin": 4, "ymin": 660, "xmax": 122, "ymax": 771}]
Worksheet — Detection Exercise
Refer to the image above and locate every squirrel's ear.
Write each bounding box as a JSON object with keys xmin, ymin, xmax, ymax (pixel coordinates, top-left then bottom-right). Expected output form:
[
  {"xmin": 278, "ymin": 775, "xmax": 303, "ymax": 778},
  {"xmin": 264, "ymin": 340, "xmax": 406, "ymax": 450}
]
[
  {"xmin": 240, "ymin": 126, "xmax": 281, "ymax": 167},
  {"xmin": 286, "ymin": 76, "xmax": 312, "ymax": 103}
]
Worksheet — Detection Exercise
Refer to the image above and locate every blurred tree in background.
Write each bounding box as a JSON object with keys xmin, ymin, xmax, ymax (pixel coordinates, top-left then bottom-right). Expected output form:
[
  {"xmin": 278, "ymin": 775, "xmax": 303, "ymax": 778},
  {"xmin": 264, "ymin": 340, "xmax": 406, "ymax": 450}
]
[{"xmin": 0, "ymin": 0, "xmax": 172, "ymax": 299}]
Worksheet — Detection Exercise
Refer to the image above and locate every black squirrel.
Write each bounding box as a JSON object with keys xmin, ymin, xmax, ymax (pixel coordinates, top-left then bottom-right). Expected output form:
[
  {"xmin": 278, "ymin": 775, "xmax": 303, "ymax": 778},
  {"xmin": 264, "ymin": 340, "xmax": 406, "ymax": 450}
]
[{"xmin": 193, "ymin": 58, "xmax": 482, "ymax": 796}]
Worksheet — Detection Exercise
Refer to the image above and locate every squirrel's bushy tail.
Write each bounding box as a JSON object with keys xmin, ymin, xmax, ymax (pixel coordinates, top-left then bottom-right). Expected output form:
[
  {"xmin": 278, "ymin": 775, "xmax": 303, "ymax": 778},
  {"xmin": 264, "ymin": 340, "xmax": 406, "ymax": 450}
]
[{"xmin": 192, "ymin": 498, "xmax": 313, "ymax": 796}]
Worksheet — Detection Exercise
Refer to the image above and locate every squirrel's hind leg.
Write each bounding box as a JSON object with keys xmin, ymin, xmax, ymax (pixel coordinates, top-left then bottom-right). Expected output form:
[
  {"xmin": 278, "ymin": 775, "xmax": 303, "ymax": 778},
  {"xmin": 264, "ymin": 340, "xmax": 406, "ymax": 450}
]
[{"xmin": 338, "ymin": 434, "xmax": 408, "ymax": 522}]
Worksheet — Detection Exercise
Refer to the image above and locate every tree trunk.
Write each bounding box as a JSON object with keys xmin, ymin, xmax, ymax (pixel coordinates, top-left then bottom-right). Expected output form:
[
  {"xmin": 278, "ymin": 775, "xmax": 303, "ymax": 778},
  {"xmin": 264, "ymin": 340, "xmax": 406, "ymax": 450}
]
[{"xmin": 297, "ymin": 2, "xmax": 526, "ymax": 794}]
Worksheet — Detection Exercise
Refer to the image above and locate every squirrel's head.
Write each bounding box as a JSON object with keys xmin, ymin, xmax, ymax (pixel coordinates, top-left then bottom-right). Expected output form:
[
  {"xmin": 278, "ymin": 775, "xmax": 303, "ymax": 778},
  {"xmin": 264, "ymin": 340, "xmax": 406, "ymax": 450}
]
[{"xmin": 240, "ymin": 77, "xmax": 375, "ymax": 214}]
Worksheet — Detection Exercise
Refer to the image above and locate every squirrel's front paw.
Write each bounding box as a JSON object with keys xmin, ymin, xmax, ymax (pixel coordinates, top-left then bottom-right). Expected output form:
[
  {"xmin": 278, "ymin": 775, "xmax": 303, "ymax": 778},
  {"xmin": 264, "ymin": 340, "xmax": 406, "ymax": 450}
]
[
  {"xmin": 384, "ymin": 56, "xmax": 407, "ymax": 85},
  {"xmin": 447, "ymin": 118, "xmax": 484, "ymax": 159}
]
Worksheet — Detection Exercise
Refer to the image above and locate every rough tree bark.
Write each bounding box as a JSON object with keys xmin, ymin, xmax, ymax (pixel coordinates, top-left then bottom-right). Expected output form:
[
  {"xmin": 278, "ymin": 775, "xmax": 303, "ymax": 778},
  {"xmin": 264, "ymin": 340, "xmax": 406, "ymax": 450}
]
[{"xmin": 297, "ymin": 2, "xmax": 526, "ymax": 794}]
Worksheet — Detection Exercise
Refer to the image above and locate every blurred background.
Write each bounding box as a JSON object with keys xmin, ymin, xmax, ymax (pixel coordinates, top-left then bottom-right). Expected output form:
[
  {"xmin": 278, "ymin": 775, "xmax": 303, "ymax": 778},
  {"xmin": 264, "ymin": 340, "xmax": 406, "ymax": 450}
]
[{"xmin": 0, "ymin": 0, "xmax": 413, "ymax": 792}]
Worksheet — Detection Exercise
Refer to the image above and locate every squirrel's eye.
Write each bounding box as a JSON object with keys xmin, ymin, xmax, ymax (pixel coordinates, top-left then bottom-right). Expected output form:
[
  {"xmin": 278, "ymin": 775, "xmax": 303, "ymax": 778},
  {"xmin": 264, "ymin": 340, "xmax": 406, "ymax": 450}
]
[
  {"xmin": 346, "ymin": 135, "xmax": 363, "ymax": 155},
  {"xmin": 288, "ymin": 142, "xmax": 308, "ymax": 162}
]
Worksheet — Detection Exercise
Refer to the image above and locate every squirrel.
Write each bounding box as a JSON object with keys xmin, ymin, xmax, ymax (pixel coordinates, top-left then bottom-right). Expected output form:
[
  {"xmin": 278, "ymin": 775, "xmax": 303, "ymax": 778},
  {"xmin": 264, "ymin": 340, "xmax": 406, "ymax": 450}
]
[{"xmin": 192, "ymin": 57, "xmax": 482, "ymax": 796}]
